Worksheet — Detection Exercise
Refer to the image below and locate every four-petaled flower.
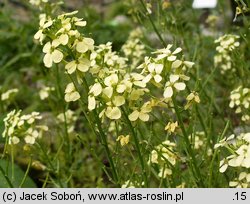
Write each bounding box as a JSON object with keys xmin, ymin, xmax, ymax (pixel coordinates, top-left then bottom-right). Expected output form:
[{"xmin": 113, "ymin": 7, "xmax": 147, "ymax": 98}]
[
  {"xmin": 65, "ymin": 58, "xmax": 91, "ymax": 74},
  {"xmin": 76, "ymin": 38, "xmax": 94, "ymax": 53},
  {"xmin": 163, "ymin": 75, "xmax": 186, "ymax": 99},
  {"xmin": 128, "ymin": 102, "xmax": 152, "ymax": 122},
  {"xmin": 143, "ymin": 63, "xmax": 163, "ymax": 84},
  {"xmin": 43, "ymin": 40, "xmax": 63, "ymax": 68},
  {"xmin": 64, "ymin": 83, "xmax": 80, "ymax": 102}
]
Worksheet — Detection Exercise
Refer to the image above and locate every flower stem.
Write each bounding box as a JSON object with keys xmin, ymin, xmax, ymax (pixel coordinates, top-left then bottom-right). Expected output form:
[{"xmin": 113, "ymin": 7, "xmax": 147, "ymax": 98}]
[
  {"xmin": 55, "ymin": 65, "xmax": 72, "ymax": 166},
  {"xmin": 172, "ymin": 98, "xmax": 205, "ymax": 187},
  {"xmin": 19, "ymin": 157, "xmax": 32, "ymax": 187},
  {"xmin": 121, "ymin": 107, "xmax": 148, "ymax": 187},
  {"xmin": 67, "ymin": 74, "xmax": 119, "ymax": 184},
  {"xmin": 139, "ymin": 0, "xmax": 167, "ymax": 47}
]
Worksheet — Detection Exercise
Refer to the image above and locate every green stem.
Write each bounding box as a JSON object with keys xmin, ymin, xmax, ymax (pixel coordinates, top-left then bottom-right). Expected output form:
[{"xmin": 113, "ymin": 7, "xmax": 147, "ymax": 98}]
[
  {"xmin": 139, "ymin": 0, "xmax": 167, "ymax": 47},
  {"xmin": 172, "ymin": 98, "xmax": 204, "ymax": 187},
  {"xmin": 121, "ymin": 107, "xmax": 148, "ymax": 187},
  {"xmin": 93, "ymin": 109, "xmax": 119, "ymax": 183},
  {"xmin": 19, "ymin": 157, "xmax": 32, "ymax": 187},
  {"xmin": 36, "ymin": 143, "xmax": 63, "ymax": 187},
  {"xmin": 42, "ymin": 172, "xmax": 49, "ymax": 188},
  {"xmin": 67, "ymin": 74, "xmax": 119, "ymax": 184},
  {"xmin": 54, "ymin": 65, "xmax": 72, "ymax": 172},
  {"xmin": 208, "ymin": 120, "xmax": 230, "ymax": 187},
  {"xmin": 195, "ymin": 106, "xmax": 208, "ymax": 137},
  {"xmin": 11, "ymin": 145, "xmax": 14, "ymax": 182}
]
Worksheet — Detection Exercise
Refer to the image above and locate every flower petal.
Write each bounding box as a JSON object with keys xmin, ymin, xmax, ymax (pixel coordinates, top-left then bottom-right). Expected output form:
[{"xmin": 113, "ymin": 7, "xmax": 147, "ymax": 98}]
[
  {"xmin": 43, "ymin": 53, "xmax": 53, "ymax": 68},
  {"xmin": 172, "ymin": 47, "xmax": 182, "ymax": 55},
  {"xmin": 106, "ymin": 107, "xmax": 121, "ymax": 120},
  {"xmin": 88, "ymin": 96, "xmax": 96, "ymax": 110},
  {"xmin": 163, "ymin": 86, "xmax": 173, "ymax": 98},
  {"xmin": 42, "ymin": 42, "xmax": 51, "ymax": 53},
  {"xmin": 169, "ymin": 74, "xmax": 179, "ymax": 83},
  {"xmin": 171, "ymin": 60, "xmax": 182, "ymax": 69},
  {"xmin": 65, "ymin": 61, "xmax": 77, "ymax": 74},
  {"xmin": 167, "ymin": 55, "xmax": 177, "ymax": 61},
  {"xmin": 154, "ymin": 75, "xmax": 162, "ymax": 83},
  {"xmin": 174, "ymin": 82, "xmax": 186, "ymax": 91},
  {"xmin": 155, "ymin": 64, "xmax": 163, "ymax": 74},
  {"xmin": 59, "ymin": 34, "xmax": 69, "ymax": 45},
  {"xmin": 139, "ymin": 113, "xmax": 149, "ymax": 121},
  {"xmin": 113, "ymin": 96, "xmax": 125, "ymax": 107},
  {"xmin": 90, "ymin": 83, "xmax": 102, "ymax": 96},
  {"xmin": 65, "ymin": 83, "xmax": 75, "ymax": 93},
  {"xmin": 128, "ymin": 110, "xmax": 139, "ymax": 121},
  {"xmin": 77, "ymin": 58, "xmax": 90, "ymax": 72},
  {"xmin": 103, "ymin": 87, "xmax": 113, "ymax": 98},
  {"xmin": 52, "ymin": 50, "xmax": 63, "ymax": 63}
]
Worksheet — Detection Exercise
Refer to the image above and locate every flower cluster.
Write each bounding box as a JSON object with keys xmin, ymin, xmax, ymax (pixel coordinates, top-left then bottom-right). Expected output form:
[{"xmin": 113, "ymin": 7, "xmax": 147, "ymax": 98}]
[
  {"xmin": 229, "ymin": 86, "xmax": 250, "ymax": 122},
  {"xmin": 214, "ymin": 34, "xmax": 240, "ymax": 74},
  {"xmin": 34, "ymin": 11, "xmax": 93, "ymax": 102},
  {"xmin": 215, "ymin": 133, "xmax": 250, "ymax": 187},
  {"xmin": 88, "ymin": 43, "xmax": 194, "ymax": 121},
  {"xmin": 148, "ymin": 139, "xmax": 177, "ymax": 178},
  {"xmin": 2, "ymin": 110, "xmax": 47, "ymax": 145},
  {"xmin": 35, "ymin": 11, "xmax": 196, "ymax": 123}
]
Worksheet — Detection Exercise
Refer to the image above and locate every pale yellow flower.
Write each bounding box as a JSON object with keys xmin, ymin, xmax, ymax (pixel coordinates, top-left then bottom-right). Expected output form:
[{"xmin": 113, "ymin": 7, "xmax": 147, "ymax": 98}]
[
  {"xmin": 153, "ymin": 45, "xmax": 182, "ymax": 61},
  {"xmin": 20, "ymin": 112, "xmax": 42, "ymax": 124},
  {"xmin": 229, "ymin": 172, "xmax": 250, "ymax": 188},
  {"xmin": 88, "ymin": 83, "xmax": 102, "ymax": 110},
  {"xmin": 185, "ymin": 91, "xmax": 200, "ymax": 109},
  {"xmin": 116, "ymin": 135, "xmax": 130, "ymax": 146},
  {"xmin": 24, "ymin": 128, "xmax": 39, "ymax": 144},
  {"xmin": 148, "ymin": 139, "xmax": 177, "ymax": 177},
  {"xmin": 102, "ymin": 74, "xmax": 119, "ymax": 98},
  {"xmin": 58, "ymin": 34, "xmax": 69, "ymax": 45},
  {"xmin": 228, "ymin": 144, "xmax": 250, "ymax": 168},
  {"xmin": 64, "ymin": 83, "xmax": 80, "ymax": 102},
  {"xmin": 163, "ymin": 74, "xmax": 186, "ymax": 98},
  {"xmin": 34, "ymin": 14, "xmax": 52, "ymax": 43},
  {"xmin": 43, "ymin": 40, "xmax": 63, "ymax": 67},
  {"xmin": 65, "ymin": 58, "xmax": 90, "ymax": 74},
  {"xmin": 143, "ymin": 63, "xmax": 163, "ymax": 84},
  {"xmin": 76, "ymin": 38, "xmax": 94, "ymax": 53},
  {"xmin": 105, "ymin": 106, "xmax": 121, "ymax": 120},
  {"xmin": 128, "ymin": 102, "xmax": 152, "ymax": 122},
  {"xmin": 10, "ymin": 136, "xmax": 20, "ymax": 145},
  {"xmin": 165, "ymin": 121, "xmax": 178, "ymax": 133},
  {"xmin": 74, "ymin": 19, "xmax": 87, "ymax": 27},
  {"xmin": 219, "ymin": 159, "xmax": 229, "ymax": 173},
  {"xmin": 121, "ymin": 180, "xmax": 135, "ymax": 188}
]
